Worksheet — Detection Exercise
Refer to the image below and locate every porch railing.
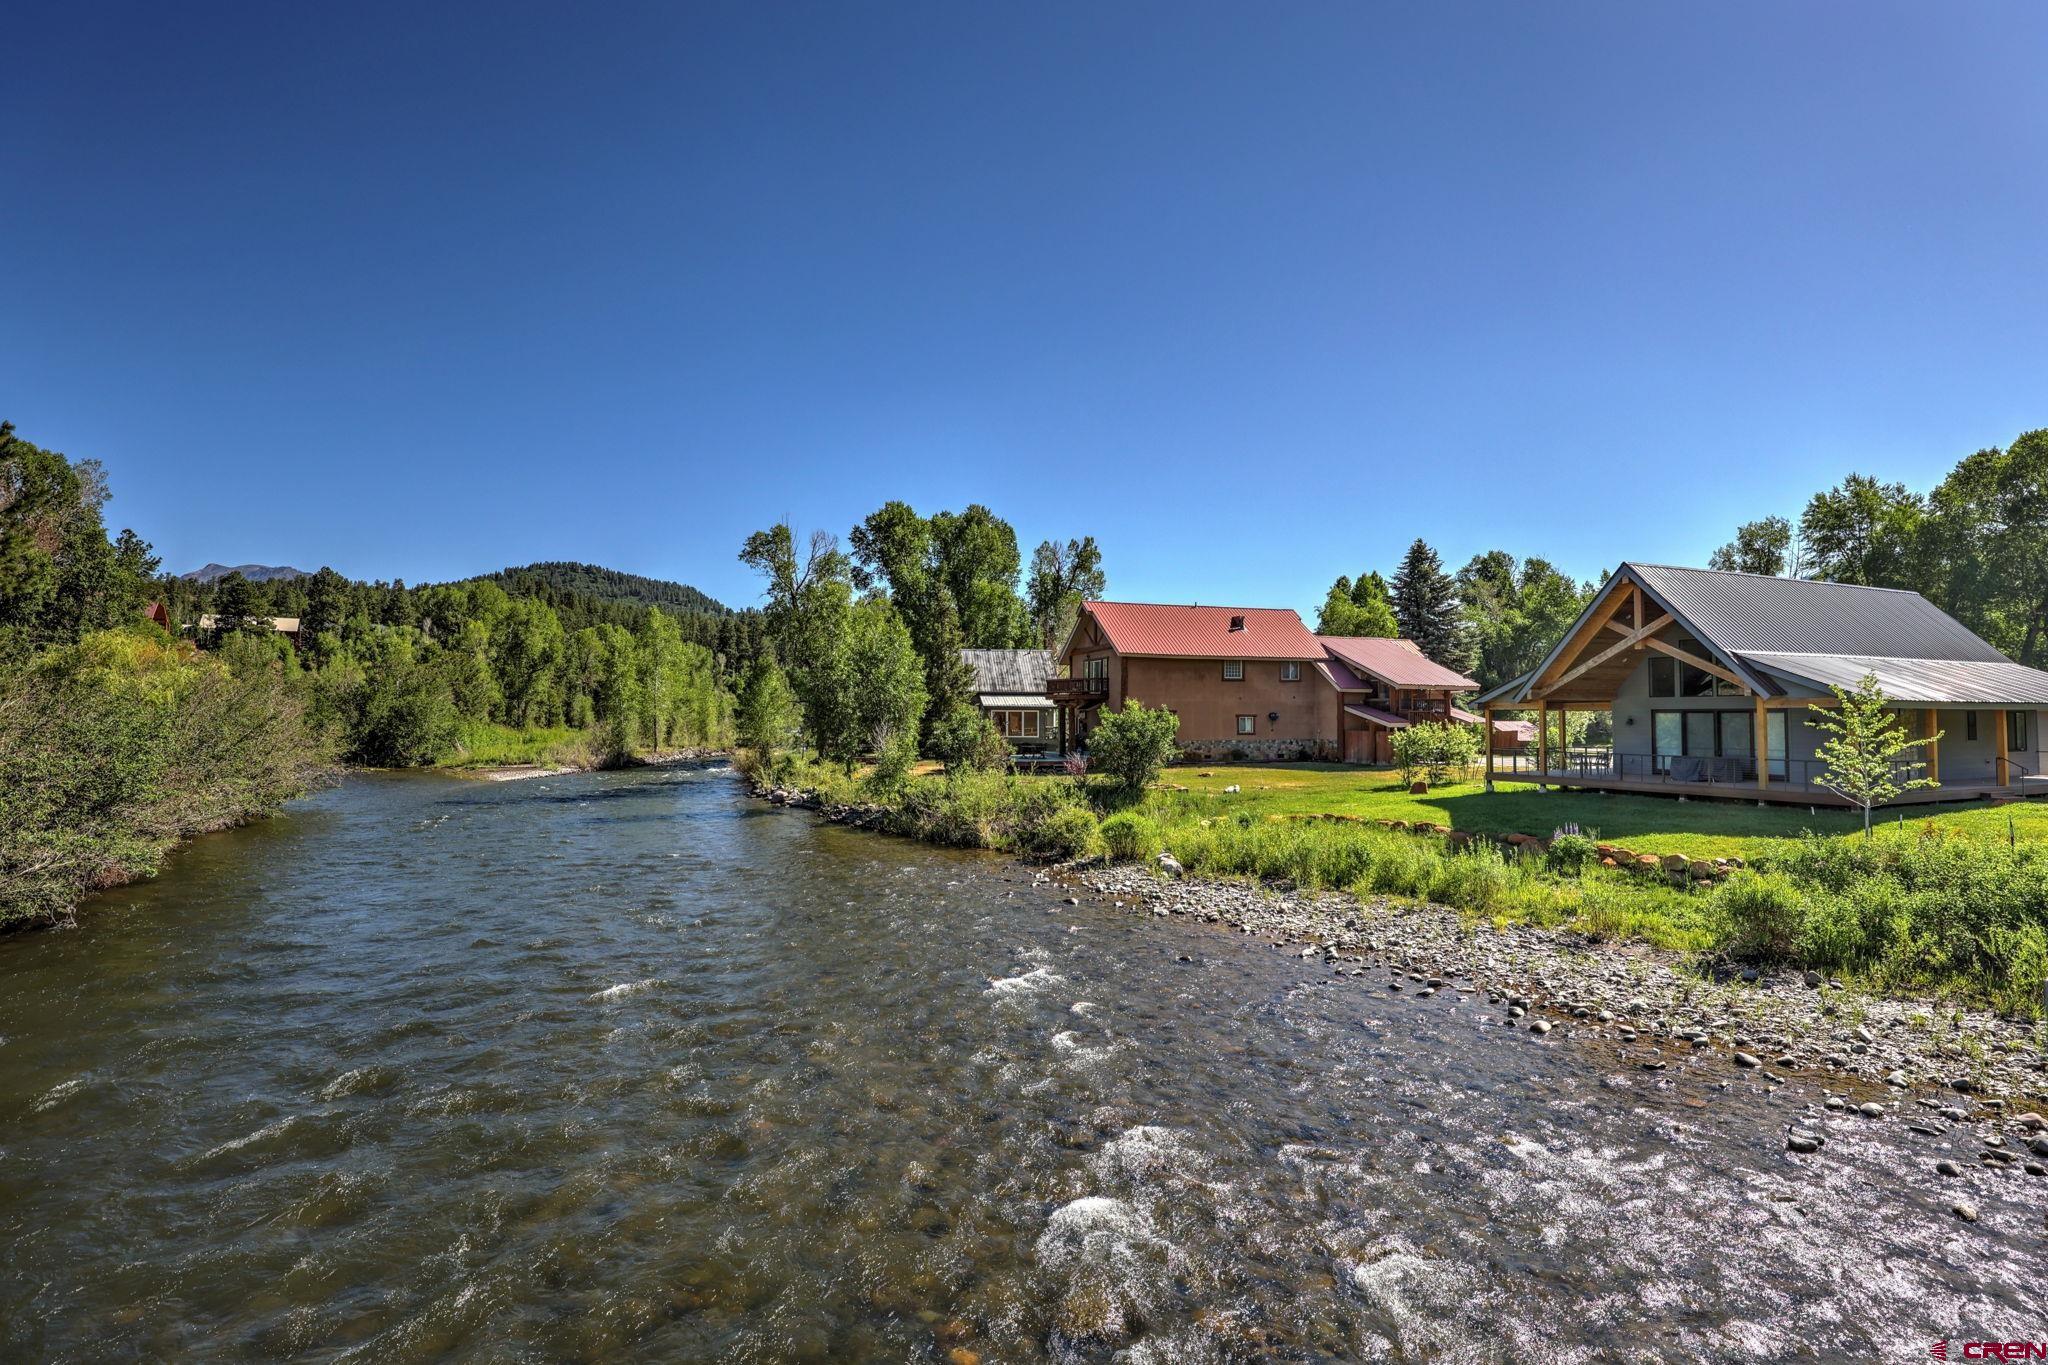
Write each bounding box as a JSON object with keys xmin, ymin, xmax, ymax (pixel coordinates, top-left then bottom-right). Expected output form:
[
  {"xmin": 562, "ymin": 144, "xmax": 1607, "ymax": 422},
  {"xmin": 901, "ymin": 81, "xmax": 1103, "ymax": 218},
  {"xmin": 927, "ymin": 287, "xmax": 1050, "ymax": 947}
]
[
  {"xmin": 1045, "ymin": 676, "xmax": 1108, "ymax": 701},
  {"xmin": 1496, "ymin": 749, "xmax": 2005, "ymax": 792}
]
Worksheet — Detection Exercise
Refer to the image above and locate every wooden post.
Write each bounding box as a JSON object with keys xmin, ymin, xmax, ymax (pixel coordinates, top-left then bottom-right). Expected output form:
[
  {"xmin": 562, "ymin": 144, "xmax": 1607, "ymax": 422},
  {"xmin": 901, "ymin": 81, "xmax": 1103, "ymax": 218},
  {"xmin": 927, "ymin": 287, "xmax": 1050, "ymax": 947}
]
[
  {"xmin": 1925, "ymin": 708, "xmax": 1938, "ymax": 785},
  {"xmin": 1536, "ymin": 700, "xmax": 1549, "ymax": 784},
  {"xmin": 1755, "ymin": 694, "xmax": 1769, "ymax": 789},
  {"xmin": 1995, "ymin": 708, "xmax": 2010, "ymax": 787},
  {"xmin": 1484, "ymin": 704, "xmax": 1496, "ymax": 790}
]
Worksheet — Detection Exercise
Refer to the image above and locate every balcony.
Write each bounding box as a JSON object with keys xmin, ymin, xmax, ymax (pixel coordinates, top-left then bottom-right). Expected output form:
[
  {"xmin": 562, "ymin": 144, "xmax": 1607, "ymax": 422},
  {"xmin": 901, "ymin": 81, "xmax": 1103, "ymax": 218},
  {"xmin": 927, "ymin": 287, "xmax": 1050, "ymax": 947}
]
[{"xmin": 1045, "ymin": 676, "xmax": 1108, "ymax": 702}]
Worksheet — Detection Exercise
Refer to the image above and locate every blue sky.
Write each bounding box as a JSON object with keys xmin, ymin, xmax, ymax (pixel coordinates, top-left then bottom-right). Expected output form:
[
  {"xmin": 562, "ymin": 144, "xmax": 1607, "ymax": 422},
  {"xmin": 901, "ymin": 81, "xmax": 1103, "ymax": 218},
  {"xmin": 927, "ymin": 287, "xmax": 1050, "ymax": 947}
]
[{"xmin": 4, "ymin": 3, "xmax": 2044, "ymax": 614}]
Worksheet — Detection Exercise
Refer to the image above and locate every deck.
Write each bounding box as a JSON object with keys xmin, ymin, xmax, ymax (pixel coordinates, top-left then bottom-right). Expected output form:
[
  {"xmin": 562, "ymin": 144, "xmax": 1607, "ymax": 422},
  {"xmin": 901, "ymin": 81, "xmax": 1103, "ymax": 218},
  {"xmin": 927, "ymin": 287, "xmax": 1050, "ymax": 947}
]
[{"xmin": 1490, "ymin": 760, "xmax": 2048, "ymax": 809}]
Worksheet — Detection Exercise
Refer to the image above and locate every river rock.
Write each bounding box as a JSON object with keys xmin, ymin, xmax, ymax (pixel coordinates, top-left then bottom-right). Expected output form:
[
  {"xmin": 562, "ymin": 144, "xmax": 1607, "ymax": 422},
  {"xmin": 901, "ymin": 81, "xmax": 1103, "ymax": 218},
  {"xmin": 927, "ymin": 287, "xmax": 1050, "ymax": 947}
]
[
  {"xmin": 1857, "ymin": 1102, "xmax": 1884, "ymax": 1118},
  {"xmin": 1733, "ymin": 1052, "xmax": 1762, "ymax": 1069},
  {"xmin": 1786, "ymin": 1131, "xmax": 1824, "ymax": 1153},
  {"xmin": 1952, "ymin": 1201, "xmax": 1978, "ymax": 1222},
  {"xmin": 1529, "ymin": 1020, "xmax": 1552, "ymax": 1035},
  {"xmin": 1935, "ymin": 1159, "xmax": 1962, "ymax": 1177}
]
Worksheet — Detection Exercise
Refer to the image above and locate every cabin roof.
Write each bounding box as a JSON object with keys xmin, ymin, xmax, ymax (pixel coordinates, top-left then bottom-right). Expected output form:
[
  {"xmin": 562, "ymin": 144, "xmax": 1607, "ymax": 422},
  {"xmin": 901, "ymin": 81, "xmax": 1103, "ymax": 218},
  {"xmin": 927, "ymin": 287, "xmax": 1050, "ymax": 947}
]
[
  {"xmin": 1317, "ymin": 635, "xmax": 1476, "ymax": 690},
  {"xmin": 1078, "ymin": 602, "xmax": 1323, "ymax": 660}
]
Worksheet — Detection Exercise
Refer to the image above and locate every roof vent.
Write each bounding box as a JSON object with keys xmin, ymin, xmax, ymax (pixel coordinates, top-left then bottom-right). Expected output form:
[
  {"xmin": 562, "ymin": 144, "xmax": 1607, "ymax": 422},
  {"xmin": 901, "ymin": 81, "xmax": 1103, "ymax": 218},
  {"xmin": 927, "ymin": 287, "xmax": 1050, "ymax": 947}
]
[{"xmin": 1229, "ymin": 615, "xmax": 1245, "ymax": 632}]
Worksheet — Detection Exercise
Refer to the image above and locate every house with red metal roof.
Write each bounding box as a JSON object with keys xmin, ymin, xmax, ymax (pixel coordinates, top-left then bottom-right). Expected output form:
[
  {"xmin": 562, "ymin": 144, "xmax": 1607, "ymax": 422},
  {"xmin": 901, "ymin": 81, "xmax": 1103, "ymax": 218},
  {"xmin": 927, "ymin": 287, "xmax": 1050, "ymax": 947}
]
[{"xmin": 1047, "ymin": 600, "xmax": 1477, "ymax": 762}]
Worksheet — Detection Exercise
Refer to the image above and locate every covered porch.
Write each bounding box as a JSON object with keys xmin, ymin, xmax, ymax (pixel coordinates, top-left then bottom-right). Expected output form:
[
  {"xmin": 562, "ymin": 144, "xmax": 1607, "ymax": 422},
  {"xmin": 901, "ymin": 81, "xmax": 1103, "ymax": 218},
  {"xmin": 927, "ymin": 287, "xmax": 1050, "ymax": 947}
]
[{"xmin": 1479, "ymin": 575, "xmax": 2045, "ymax": 808}]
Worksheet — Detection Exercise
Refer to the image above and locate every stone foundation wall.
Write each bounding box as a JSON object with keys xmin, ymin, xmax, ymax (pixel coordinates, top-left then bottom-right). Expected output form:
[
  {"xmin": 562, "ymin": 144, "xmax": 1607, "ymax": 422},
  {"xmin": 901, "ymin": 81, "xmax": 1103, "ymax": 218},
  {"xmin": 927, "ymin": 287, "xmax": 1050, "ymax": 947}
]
[{"xmin": 1176, "ymin": 737, "xmax": 1336, "ymax": 763}]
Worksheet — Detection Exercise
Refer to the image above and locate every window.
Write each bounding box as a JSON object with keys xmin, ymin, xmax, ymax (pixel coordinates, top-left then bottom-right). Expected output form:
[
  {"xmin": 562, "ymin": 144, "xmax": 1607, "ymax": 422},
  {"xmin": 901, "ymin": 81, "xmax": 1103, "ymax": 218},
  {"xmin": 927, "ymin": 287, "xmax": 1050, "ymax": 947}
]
[
  {"xmin": 1280, "ymin": 662, "xmax": 1301, "ymax": 681},
  {"xmin": 1236, "ymin": 714, "xmax": 1256, "ymax": 735},
  {"xmin": 1084, "ymin": 656, "xmax": 1108, "ymax": 680},
  {"xmin": 2011, "ymin": 711, "xmax": 2030, "ymax": 752},
  {"xmin": 1222, "ymin": 660, "xmax": 1244, "ymax": 680},
  {"xmin": 995, "ymin": 710, "xmax": 1041, "ymax": 738},
  {"xmin": 1965, "ymin": 711, "xmax": 1978, "ymax": 742},
  {"xmin": 1679, "ymin": 664, "xmax": 1716, "ymax": 698},
  {"xmin": 1647, "ymin": 656, "xmax": 1676, "ymax": 697}
]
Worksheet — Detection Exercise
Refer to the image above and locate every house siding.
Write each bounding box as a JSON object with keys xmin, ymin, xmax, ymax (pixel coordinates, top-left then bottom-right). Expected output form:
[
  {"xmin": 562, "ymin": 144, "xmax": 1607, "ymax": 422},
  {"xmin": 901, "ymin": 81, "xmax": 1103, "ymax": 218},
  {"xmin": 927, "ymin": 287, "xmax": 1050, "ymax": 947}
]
[{"xmin": 1122, "ymin": 657, "xmax": 1331, "ymax": 759}]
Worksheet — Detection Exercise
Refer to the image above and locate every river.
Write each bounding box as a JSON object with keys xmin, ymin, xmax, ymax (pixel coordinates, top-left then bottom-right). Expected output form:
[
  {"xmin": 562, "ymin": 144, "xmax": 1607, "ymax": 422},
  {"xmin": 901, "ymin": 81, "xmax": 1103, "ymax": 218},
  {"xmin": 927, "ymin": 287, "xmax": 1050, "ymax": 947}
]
[{"xmin": 1, "ymin": 766, "xmax": 2041, "ymax": 1360}]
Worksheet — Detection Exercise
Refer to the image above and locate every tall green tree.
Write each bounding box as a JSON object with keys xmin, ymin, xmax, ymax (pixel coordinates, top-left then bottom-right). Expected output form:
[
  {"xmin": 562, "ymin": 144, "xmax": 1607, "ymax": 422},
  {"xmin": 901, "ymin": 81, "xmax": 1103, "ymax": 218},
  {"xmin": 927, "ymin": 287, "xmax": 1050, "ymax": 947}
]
[
  {"xmin": 210, "ymin": 573, "xmax": 263, "ymax": 639},
  {"xmin": 735, "ymin": 657, "xmax": 800, "ymax": 755},
  {"xmin": 1707, "ymin": 516, "xmax": 1802, "ymax": 577},
  {"xmin": 1457, "ymin": 554, "xmax": 1591, "ymax": 692},
  {"xmin": 739, "ymin": 524, "xmax": 855, "ymax": 753},
  {"xmin": 1314, "ymin": 577, "xmax": 1397, "ymax": 636},
  {"xmin": 490, "ymin": 595, "xmax": 566, "ymax": 725},
  {"xmin": 1921, "ymin": 430, "xmax": 2048, "ymax": 665},
  {"xmin": 1026, "ymin": 535, "xmax": 1106, "ymax": 650},
  {"xmin": 928, "ymin": 505, "xmax": 1031, "ymax": 647},
  {"xmin": 1799, "ymin": 474, "xmax": 1923, "ymax": 587},
  {"xmin": 848, "ymin": 502, "xmax": 974, "ymax": 737},
  {"xmin": 834, "ymin": 596, "xmax": 928, "ymax": 768},
  {"xmin": 1391, "ymin": 538, "xmax": 1472, "ymax": 672}
]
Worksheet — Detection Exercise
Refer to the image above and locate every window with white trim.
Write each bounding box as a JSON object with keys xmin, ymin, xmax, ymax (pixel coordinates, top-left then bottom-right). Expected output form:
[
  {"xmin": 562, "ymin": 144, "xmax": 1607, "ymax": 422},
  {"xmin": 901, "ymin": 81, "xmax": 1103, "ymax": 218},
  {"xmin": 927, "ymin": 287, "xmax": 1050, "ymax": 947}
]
[
  {"xmin": 1222, "ymin": 660, "xmax": 1244, "ymax": 680},
  {"xmin": 995, "ymin": 710, "xmax": 1041, "ymax": 738},
  {"xmin": 1236, "ymin": 714, "xmax": 1256, "ymax": 735},
  {"xmin": 1280, "ymin": 662, "xmax": 1301, "ymax": 681}
]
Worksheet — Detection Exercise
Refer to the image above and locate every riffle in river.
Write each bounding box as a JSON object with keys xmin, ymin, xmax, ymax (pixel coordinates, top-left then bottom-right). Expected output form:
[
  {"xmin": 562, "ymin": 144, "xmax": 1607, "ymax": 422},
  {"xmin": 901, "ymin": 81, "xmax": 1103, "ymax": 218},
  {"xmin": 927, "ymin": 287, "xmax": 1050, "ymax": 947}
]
[{"xmin": 1, "ymin": 766, "xmax": 2042, "ymax": 1360}]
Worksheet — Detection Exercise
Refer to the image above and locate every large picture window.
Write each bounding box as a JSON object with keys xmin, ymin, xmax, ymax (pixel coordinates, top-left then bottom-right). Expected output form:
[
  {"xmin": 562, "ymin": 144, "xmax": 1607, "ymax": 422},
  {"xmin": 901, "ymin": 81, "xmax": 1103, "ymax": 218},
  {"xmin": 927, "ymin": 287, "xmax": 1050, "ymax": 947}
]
[{"xmin": 1651, "ymin": 709, "xmax": 1771, "ymax": 778}]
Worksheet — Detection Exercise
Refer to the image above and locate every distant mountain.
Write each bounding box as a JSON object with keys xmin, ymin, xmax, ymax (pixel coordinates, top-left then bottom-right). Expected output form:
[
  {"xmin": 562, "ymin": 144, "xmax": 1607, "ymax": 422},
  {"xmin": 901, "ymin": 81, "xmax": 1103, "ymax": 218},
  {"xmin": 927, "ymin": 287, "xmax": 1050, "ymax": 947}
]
[
  {"xmin": 478, "ymin": 562, "xmax": 727, "ymax": 616},
  {"xmin": 183, "ymin": 563, "xmax": 313, "ymax": 583}
]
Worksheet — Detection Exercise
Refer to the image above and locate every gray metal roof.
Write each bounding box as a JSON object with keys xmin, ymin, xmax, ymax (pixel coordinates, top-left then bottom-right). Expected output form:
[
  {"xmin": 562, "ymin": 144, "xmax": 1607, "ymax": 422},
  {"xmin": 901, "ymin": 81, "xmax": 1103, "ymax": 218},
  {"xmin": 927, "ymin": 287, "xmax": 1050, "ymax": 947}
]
[
  {"xmin": 1738, "ymin": 652, "xmax": 2048, "ymax": 706},
  {"xmin": 1475, "ymin": 563, "xmax": 2048, "ymax": 707},
  {"xmin": 1626, "ymin": 563, "xmax": 2008, "ymax": 662},
  {"xmin": 960, "ymin": 648, "xmax": 1052, "ymax": 695}
]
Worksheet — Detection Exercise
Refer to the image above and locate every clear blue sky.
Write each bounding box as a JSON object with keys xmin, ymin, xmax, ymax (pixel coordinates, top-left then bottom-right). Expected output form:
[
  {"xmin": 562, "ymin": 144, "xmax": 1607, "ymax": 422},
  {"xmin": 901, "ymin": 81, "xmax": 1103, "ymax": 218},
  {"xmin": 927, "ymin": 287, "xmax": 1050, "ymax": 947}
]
[{"xmin": 5, "ymin": 3, "xmax": 2044, "ymax": 614}]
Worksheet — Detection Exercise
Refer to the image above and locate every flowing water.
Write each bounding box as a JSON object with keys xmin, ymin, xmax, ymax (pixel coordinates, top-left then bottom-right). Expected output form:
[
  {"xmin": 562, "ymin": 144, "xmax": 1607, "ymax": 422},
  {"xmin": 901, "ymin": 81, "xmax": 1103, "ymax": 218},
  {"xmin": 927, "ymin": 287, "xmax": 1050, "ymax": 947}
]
[{"xmin": 1, "ymin": 767, "xmax": 2042, "ymax": 1361}]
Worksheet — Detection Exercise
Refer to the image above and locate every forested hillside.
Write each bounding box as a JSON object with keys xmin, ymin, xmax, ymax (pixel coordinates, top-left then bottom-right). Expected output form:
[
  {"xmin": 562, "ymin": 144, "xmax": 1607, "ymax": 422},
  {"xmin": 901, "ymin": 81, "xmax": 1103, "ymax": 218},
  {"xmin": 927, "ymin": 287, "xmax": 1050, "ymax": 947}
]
[{"xmin": 481, "ymin": 561, "xmax": 725, "ymax": 616}]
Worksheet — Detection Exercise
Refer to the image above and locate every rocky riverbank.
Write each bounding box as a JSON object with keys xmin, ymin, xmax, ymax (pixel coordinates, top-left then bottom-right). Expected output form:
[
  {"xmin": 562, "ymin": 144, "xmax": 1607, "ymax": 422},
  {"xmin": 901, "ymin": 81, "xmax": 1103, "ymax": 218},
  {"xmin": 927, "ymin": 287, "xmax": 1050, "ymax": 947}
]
[
  {"xmin": 756, "ymin": 780, "xmax": 2048, "ymax": 1165},
  {"xmin": 1062, "ymin": 860, "xmax": 2048, "ymax": 1159}
]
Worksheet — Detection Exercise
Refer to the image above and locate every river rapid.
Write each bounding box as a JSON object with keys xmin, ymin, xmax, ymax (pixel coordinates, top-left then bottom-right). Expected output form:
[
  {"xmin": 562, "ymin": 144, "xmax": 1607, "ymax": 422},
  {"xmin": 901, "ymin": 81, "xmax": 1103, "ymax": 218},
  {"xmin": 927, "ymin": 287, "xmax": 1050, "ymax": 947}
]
[{"xmin": 1, "ymin": 766, "xmax": 2042, "ymax": 1361}]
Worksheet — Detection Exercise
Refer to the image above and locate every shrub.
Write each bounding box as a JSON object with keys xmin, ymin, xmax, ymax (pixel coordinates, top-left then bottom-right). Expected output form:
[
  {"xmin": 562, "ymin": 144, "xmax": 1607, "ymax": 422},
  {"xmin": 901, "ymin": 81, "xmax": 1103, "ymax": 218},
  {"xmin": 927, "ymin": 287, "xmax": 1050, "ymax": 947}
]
[
  {"xmin": 1088, "ymin": 702, "xmax": 1182, "ymax": 791},
  {"xmin": 1389, "ymin": 721, "xmax": 1481, "ymax": 787},
  {"xmin": 929, "ymin": 702, "xmax": 1010, "ymax": 772},
  {"xmin": 1099, "ymin": 810, "xmax": 1162, "ymax": 862},
  {"xmin": 1712, "ymin": 871, "xmax": 1808, "ymax": 962},
  {"xmin": 1026, "ymin": 804, "xmax": 1099, "ymax": 860},
  {"xmin": 1546, "ymin": 829, "xmax": 1600, "ymax": 876},
  {"xmin": 863, "ymin": 723, "xmax": 919, "ymax": 796}
]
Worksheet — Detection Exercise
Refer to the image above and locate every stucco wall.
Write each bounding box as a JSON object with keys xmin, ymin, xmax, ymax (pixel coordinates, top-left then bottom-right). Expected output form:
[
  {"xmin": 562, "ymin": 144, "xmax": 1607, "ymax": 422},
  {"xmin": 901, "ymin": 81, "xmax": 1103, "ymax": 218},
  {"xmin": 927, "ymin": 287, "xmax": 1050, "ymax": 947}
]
[{"xmin": 1122, "ymin": 657, "xmax": 1325, "ymax": 747}]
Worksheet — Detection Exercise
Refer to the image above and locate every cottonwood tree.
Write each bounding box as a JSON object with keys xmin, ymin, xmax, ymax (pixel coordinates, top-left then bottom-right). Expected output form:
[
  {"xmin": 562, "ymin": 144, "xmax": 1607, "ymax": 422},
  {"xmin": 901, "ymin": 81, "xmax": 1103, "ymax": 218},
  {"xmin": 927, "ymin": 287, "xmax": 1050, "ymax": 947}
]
[
  {"xmin": 1315, "ymin": 571, "xmax": 1397, "ymax": 637},
  {"xmin": 1026, "ymin": 535, "xmax": 1105, "ymax": 650},
  {"xmin": 1456, "ymin": 553, "xmax": 1589, "ymax": 692},
  {"xmin": 740, "ymin": 523, "xmax": 855, "ymax": 752},
  {"xmin": 1808, "ymin": 674, "xmax": 1940, "ymax": 836},
  {"xmin": 1799, "ymin": 475, "xmax": 1924, "ymax": 587},
  {"xmin": 1708, "ymin": 516, "xmax": 1807, "ymax": 578}
]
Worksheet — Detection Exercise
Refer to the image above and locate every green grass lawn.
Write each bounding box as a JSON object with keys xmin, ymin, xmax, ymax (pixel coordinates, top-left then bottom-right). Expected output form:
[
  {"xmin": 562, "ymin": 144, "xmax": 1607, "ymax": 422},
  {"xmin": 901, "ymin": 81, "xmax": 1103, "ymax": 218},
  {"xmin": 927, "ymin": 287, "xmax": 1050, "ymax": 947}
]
[{"xmin": 1143, "ymin": 763, "xmax": 2048, "ymax": 861}]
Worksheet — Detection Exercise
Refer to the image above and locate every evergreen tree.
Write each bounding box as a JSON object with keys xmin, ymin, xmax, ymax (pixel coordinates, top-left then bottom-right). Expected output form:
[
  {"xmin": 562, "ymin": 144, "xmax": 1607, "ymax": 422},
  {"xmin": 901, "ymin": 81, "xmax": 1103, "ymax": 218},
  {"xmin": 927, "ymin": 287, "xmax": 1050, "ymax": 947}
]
[
  {"xmin": 1390, "ymin": 538, "xmax": 1472, "ymax": 672},
  {"xmin": 211, "ymin": 572, "xmax": 261, "ymax": 639}
]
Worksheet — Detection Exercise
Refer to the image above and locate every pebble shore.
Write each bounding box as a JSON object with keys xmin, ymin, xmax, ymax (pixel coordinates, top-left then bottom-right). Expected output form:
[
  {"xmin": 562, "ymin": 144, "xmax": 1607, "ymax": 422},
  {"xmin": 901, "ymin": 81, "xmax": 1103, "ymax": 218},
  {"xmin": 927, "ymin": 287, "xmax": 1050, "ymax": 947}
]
[{"xmin": 1062, "ymin": 859, "xmax": 2048, "ymax": 1127}]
